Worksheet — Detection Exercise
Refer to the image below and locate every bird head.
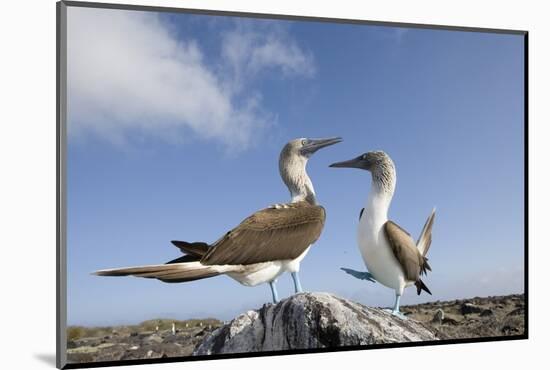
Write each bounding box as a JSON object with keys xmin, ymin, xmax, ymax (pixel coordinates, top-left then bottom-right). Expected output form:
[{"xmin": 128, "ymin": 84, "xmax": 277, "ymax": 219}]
[
  {"xmin": 330, "ymin": 151, "xmax": 396, "ymax": 194},
  {"xmin": 329, "ymin": 150, "xmax": 393, "ymax": 172},
  {"xmin": 279, "ymin": 137, "xmax": 342, "ymax": 204},
  {"xmin": 281, "ymin": 137, "xmax": 343, "ymax": 160}
]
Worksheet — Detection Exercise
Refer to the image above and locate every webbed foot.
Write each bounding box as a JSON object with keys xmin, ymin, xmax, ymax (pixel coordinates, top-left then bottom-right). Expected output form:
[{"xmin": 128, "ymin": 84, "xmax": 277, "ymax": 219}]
[{"xmin": 383, "ymin": 308, "xmax": 408, "ymax": 319}]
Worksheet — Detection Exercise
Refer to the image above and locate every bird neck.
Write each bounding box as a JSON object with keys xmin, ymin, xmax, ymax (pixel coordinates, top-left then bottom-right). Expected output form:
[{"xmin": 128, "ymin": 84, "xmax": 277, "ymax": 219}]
[
  {"xmin": 280, "ymin": 156, "xmax": 317, "ymax": 205},
  {"xmin": 365, "ymin": 171, "xmax": 396, "ymax": 226}
]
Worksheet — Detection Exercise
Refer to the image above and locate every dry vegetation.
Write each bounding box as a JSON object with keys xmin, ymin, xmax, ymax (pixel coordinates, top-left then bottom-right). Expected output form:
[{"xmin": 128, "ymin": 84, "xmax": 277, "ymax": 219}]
[
  {"xmin": 67, "ymin": 318, "xmax": 220, "ymax": 341},
  {"xmin": 66, "ymin": 318, "xmax": 222, "ymax": 363}
]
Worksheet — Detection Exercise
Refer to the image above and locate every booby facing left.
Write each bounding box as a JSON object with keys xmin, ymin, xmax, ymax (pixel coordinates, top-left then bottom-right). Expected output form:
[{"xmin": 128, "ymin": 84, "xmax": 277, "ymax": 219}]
[
  {"xmin": 330, "ymin": 151, "xmax": 435, "ymax": 317},
  {"xmin": 94, "ymin": 137, "xmax": 342, "ymax": 303}
]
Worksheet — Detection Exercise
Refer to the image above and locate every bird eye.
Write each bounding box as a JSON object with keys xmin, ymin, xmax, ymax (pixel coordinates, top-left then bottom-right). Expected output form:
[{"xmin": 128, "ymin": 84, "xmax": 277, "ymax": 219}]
[
  {"xmin": 301, "ymin": 139, "xmax": 308, "ymax": 146},
  {"xmin": 362, "ymin": 154, "xmax": 368, "ymax": 160}
]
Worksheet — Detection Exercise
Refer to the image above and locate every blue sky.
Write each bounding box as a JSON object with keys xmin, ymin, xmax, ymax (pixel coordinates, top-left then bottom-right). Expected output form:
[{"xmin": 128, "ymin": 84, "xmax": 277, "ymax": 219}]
[{"xmin": 66, "ymin": 7, "xmax": 524, "ymax": 326}]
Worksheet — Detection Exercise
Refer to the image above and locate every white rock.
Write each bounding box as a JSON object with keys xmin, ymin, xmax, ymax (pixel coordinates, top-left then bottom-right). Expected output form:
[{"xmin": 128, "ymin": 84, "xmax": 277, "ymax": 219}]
[{"xmin": 194, "ymin": 292, "xmax": 436, "ymax": 355}]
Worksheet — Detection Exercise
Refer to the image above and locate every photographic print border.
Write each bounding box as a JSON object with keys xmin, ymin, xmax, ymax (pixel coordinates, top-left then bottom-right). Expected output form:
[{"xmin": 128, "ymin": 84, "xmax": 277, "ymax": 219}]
[{"xmin": 56, "ymin": 1, "xmax": 529, "ymax": 368}]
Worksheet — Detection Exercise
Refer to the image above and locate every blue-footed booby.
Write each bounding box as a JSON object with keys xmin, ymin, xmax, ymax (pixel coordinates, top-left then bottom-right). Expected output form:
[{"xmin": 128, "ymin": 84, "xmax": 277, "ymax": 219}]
[
  {"xmin": 330, "ymin": 151, "xmax": 435, "ymax": 317},
  {"xmin": 94, "ymin": 137, "xmax": 342, "ymax": 303}
]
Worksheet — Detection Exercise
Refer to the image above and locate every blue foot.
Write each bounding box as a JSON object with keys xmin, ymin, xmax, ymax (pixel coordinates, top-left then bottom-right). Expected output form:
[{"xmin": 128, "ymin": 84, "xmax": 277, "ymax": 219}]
[
  {"xmin": 384, "ymin": 294, "xmax": 407, "ymax": 319},
  {"xmin": 384, "ymin": 308, "xmax": 408, "ymax": 319},
  {"xmin": 341, "ymin": 267, "xmax": 376, "ymax": 283},
  {"xmin": 291, "ymin": 272, "xmax": 303, "ymax": 293},
  {"xmin": 269, "ymin": 280, "xmax": 279, "ymax": 303}
]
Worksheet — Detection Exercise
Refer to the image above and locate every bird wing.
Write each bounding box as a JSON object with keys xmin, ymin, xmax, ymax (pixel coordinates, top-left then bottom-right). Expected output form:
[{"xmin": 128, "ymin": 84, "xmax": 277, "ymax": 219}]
[
  {"xmin": 416, "ymin": 208, "xmax": 436, "ymax": 257},
  {"xmin": 383, "ymin": 220, "xmax": 425, "ymax": 282},
  {"xmin": 200, "ymin": 201, "xmax": 326, "ymax": 265}
]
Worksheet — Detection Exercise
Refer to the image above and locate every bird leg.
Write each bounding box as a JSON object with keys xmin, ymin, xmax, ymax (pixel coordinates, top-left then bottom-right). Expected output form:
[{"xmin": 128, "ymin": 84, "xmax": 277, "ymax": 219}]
[
  {"xmin": 392, "ymin": 294, "xmax": 401, "ymax": 313},
  {"xmin": 269, "ymin": 280, "xmax": 279, "ymax": 303},
  {"xmin": 291, "ymin": 272, "xmax": 303, "ymax": 293},
  {"xmin": 384, "ymin": 294, "xmax": 407, "ymax": 319},
  {"xmin": 340, "ymin": 267, "xmax": 376, "ymax": 282}
]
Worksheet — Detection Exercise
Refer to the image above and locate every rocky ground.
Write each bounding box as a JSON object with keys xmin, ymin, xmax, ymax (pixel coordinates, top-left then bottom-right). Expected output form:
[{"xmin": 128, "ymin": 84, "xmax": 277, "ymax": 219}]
[
  {"xmin": 66, "ymin": 293, "xmax": 524, "ymax": 364},
  {"xmin": 401, "ymin": 293, "xmax": 525, "ymax": 339},
  {"xmin": 66, "ymin": 318, "xmax": 222, "ymax": 363}
]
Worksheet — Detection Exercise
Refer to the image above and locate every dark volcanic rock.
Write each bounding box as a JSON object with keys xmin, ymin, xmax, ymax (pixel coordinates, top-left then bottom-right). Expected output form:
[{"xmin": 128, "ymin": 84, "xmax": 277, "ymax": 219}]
[
  {"xmin": 404, "ymin": 294, "xmax": 525, "ymax": 340},
  {"xmin": 193, "ymin": 292, "xmax": 436, "ymax": 355},
  {"xmin": 442, "ymin": 317, "xmax": 459, "ymax": 325},
  {"xmin": 461, "ymin": 303, "xmax": 483, "ymax": 315},
  {"xmin": 121, "ymin": 342, "xmax": 183, "ymax": 360},
  {"xmin": 507, "ymin": 307, "xmax": 524, "ymax": 316},
  {"xmin": 67, "ymin": 322, "xmax": 220, "ymax": 363},
  {"xmin": 501, "ymin": 325, "xmax": 520, "ymax": 335}
]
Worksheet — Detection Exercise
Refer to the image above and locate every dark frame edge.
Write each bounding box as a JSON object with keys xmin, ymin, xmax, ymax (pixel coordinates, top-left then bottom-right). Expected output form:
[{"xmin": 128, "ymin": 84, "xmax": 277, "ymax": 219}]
[
  {"xmin": 57, "ymin": 1, "xmax": 68, "ymax": 369},
  {"xmin": 523, "ymin": 32, "xmax": 529, "ymax": 339},
  {"xmin": 62, "ymin": 0, "xmax": 527, "ymax": 35},
  {"xmin": 62, "ymin": 334, "xmax": 528, "ymax": 369}
]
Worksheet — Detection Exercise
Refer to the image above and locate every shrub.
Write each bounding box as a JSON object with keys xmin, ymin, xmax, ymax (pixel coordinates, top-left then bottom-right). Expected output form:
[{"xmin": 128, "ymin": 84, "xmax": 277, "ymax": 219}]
[{"xmin": 67, "ymin": 327, "xmax": 85, "ymax": 341}]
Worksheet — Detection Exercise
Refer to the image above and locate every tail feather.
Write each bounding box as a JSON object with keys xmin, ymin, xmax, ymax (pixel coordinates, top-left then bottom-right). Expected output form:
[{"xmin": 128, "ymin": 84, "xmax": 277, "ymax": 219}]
[
  {"xmin": 416, "ymin": 209, "xmax": 435, "ymax": 294},
  {"xmin": 171, "ymin": 241, "xmax": 209, "ymax": 258},
  {"xmin": 415, "ymin": 279, "xmax": 432, "ymax": 295},
  {"xmin": 420, "ymin": 257, "xmax": 432, "ymax": 275},
  {"xmin": 93, "ymin": 261, "xmax": 227, "ymax": 283},
  {"xmin": 417, "ymin": 208, "xmax": 436, "ymax": 257},
  {"xmin": 166, "ymin": 255, "xmax": 200, "ymax": 264}
]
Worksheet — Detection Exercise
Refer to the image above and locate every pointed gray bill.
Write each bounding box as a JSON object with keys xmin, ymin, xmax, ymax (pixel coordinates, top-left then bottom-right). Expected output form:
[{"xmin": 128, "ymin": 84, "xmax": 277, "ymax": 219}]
[
  {"xmin": 300, "ymin": 137, "xmax": 343, "ymax": 156},
  {"xmin": 329, "ymin": 155, "xmax": 366, "ymax": 169}
]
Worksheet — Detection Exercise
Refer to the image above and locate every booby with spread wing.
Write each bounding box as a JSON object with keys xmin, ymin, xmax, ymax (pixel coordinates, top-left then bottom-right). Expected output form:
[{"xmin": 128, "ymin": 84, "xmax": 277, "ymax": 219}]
[
  {"xmin": 330, "ymin": 151, "xmax": 435, "ymax": 317},
  {"xmin": 95, "ymin": 137, "xmax": 342, "ymax": 303}
]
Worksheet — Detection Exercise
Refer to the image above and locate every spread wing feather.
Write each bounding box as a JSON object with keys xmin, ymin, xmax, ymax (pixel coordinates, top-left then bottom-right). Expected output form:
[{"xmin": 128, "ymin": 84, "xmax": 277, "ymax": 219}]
[
  {"xmin": 201, "ymin": 201, "xmax": 325, "ymax": 265},
  {"xmin": 384, "ymin": 221, "xmax": 428, "ymax": 282},
  {"xmin": 417, "ymin": 208, "xmax": 436, "ymax": 257}
]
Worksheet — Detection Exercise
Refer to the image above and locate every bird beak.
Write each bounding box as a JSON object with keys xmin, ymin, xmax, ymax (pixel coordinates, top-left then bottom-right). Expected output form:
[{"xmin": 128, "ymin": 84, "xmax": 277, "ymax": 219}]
[
  {"xmin": 301, "ymin": 137, "xmax": 342, "ymax": 156},
  {"xmin": 329, "ymin": 156, "xmax": 364, "ymax": 169}
]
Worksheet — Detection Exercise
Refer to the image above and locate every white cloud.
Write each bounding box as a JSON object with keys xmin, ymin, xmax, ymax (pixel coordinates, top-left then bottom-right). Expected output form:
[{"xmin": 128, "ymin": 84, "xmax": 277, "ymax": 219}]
[
  {"xmin": 221, "ymin": 26, "xmax": 315, "ymax": 92},
  {"xmin": 67, "ymin": 8, "xmax": 315, "ymax": 150}
]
